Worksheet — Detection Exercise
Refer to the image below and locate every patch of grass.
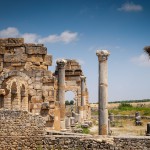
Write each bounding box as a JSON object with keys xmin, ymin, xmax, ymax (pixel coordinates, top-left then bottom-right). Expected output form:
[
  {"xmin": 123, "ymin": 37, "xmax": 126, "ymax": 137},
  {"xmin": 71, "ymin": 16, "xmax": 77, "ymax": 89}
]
[
  {"xmin": 81, "ymin": 127, "xmax": 90, "ymax": 134},
  {"xmin": 109, "ymin": 103, "xmax": 150, "ymax": 116}
]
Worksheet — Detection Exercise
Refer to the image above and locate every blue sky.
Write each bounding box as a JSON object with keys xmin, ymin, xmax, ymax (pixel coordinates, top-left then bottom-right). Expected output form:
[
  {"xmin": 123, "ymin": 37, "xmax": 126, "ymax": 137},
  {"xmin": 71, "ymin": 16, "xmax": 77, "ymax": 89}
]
[{"xmin": 0, "ymin": 0, "xmax": 150, "ymax": 102}]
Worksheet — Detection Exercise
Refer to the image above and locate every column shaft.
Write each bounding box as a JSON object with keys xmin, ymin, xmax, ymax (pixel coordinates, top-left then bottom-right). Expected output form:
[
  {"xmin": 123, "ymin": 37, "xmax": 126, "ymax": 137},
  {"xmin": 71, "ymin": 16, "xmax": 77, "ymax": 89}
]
[
  {"xmin": 96, "ymin": 50, "xmax": 110, "ymax": 135},
  {"xmin": 56, "ymin": 59, "xmax": 67, "ymax": 130}
]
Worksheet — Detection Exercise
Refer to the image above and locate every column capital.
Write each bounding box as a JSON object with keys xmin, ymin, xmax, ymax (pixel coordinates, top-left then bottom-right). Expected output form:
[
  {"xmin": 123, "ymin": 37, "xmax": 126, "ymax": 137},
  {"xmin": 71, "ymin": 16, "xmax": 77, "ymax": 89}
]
[
  {"xmin": 96, "ymin": 50, "xmax": 110, "ymax": 62},
  {"xmin": 80, "ymin": 75, "xmax": 86, "ymax": 81},
  {"xmin": 56, "ymin": 59, "xmax": 67, "ymax": 68}
]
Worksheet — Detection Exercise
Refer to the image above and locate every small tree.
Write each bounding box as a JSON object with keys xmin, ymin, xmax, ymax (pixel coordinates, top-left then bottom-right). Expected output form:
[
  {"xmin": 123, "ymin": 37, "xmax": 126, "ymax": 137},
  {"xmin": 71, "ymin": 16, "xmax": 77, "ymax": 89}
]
[
  {"xmin": 70, "ymin": 100, "xmax": 74, "ymax": 105},
  {"xmin": 65, "ymin": 100, "xmax": 70, "ymax": 105}
]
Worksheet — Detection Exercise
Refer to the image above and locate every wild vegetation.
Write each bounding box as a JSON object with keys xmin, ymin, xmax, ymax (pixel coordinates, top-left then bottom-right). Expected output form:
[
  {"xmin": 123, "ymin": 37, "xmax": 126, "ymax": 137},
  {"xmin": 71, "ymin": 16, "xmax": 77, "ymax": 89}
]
[{"xmin": 109, "ymin": 102, "xmax": 150, "ymax": 116}]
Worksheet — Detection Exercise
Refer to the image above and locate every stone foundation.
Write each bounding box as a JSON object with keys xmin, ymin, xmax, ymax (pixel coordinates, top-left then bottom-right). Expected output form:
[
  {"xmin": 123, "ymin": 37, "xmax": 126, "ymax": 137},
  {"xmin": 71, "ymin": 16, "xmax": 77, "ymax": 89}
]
[{"xmin": 0, "ymin": 110, "xmax": 150, "ymax": 150}]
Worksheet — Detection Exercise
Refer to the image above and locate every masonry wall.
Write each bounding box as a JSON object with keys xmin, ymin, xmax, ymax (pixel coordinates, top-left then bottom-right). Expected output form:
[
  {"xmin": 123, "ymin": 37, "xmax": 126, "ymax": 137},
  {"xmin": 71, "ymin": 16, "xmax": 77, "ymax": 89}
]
[
  {"xmin": 1, "ymin": 135, "xmax": 150, "ymax": 150},
  {"xmin": 0, "ymin": 110, "xmax": 150, "ymax": 150}
]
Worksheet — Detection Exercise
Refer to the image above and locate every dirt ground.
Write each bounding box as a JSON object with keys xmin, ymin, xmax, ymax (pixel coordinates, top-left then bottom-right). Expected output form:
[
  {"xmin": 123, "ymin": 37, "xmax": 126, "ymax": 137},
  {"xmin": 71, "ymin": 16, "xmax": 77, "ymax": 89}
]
[{"xmin": 90, "ymin": 119, "xmax": 149, "ymax": 136}]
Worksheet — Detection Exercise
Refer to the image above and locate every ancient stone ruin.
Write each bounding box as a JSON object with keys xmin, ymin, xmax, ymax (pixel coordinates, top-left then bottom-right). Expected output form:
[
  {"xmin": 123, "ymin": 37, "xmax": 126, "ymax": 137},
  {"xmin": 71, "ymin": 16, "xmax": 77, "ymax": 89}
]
[
  {"xmin": 0, "ymin": 38, "xmax": 150, "ymax": 149},
  {"xmin": 0, "ymin": 38, "xmax": 91, "ymax": 131}
]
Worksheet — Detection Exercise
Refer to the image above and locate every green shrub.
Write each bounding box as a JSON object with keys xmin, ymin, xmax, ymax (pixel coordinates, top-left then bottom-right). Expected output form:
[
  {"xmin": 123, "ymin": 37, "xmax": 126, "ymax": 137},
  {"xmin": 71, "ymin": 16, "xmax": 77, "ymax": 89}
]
[{"xmin": 118, "ymin": 103, "xmax": 133, "ymax": 110}]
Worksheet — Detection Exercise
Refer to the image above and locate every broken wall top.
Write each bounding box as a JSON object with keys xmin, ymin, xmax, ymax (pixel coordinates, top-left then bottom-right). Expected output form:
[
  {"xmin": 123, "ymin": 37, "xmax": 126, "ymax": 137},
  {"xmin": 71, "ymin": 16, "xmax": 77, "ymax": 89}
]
[
  {"xmin": 55, "ymin": 59, "xmax": 83, "ymax": 76},
  {"xmin": 0, "ymin": 38, "xmax": 52, "ymax": 72}
]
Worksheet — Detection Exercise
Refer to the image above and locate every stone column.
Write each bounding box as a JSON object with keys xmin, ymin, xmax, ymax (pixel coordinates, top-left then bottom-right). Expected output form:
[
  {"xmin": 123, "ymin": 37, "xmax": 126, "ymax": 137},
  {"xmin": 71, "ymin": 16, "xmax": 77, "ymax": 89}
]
[
  {"xmin": 56, "ymin": 59, "xmax": 67, "ymax": 130},
  {"xmin": 81, "ymin": 76, "xmax": 86, "ymax": 106},
  {"xmin": 96, "ymin": 50, "xmax": 110, "ymax": 135},
  {"xmin": 79, "ymin": 76, "xmax": 86, "ymax": 123}
]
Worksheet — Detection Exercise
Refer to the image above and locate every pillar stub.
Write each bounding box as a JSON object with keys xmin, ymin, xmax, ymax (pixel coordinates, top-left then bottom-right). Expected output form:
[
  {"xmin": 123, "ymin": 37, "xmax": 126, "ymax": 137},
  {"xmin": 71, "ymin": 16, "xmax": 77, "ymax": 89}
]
[
  {"xmin": 96, "ymin": 50, "xmax": 110, "ymax": 62},
  {"xmin": 56, "ymin": 59, "xmax": 67, "ymax": 68}
]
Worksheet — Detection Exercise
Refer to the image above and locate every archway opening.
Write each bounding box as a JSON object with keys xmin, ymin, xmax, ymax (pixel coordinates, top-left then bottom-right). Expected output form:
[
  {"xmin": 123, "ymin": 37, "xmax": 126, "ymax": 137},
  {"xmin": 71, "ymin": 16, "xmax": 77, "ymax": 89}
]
[
  {"xmin": 20, "ymin": 85, "xmax": 26, "ymax": 110},
  {"xmin": 11, "ymin": 82, "xmax": 17, "ymax": 110},
  {"xmin": 0, "ymin": 95, "xmax": 4, "ymax": 108},
  {"xmin": 65, "ymin": 91, "xmax": 76, "ymax": 116}
]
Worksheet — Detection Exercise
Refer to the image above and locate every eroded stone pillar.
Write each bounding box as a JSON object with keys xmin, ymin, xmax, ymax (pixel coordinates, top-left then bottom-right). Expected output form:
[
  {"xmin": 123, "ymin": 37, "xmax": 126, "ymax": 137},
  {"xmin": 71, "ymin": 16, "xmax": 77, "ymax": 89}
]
[
  {"xmin": 96, "ymin": 50, "xmax": 110, "ymax": 135},
  {"xmin": 81, "ymin": 76, "xmax": 86, "ymax": 106},
  {"xmin": 79, "ymin": 76, "xmax": 86, "ymax": 123},
  {"xmin": 56, "ymin": 59, "xmax": 67, "ymax": 130}
]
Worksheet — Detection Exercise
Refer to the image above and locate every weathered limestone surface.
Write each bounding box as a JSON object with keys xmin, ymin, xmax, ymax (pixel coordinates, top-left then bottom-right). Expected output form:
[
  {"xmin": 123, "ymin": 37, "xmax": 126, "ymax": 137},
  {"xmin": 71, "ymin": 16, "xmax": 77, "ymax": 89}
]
[
  {"xmin": 0, "ymin": 38, "xmax": 57, "ymax": 130},
  {"xmin": 96, "ymin": 50, "xmax": 110, "ymax": 135},
  {"xmin": 0, "ymin": 38, "xmax": 91, "ymax": 131}
]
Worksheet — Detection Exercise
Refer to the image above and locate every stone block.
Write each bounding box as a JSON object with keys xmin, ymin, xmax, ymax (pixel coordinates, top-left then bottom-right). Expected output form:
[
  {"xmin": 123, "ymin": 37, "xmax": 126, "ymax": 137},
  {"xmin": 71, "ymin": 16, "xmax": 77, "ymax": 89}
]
[
  {"xmin": 11, "ymin": 63, "xmax": 22, "ymax": 67},
  {"xmin": 40, "ymin": 65, "xmax": 47, "ymax": 70},
  {"xmin": 35, "ymin": 71, "xmax": 43, "ymax": 77},
  {"xmin": 33, "ymin": 82, "xmax": 42, "ymax": 90},
  {"xmin": 32, "ymin": 62, "xmax": 40, "ymax": 66},
  {"xmin": 0, "ymin": 89, "xmax": 5, "ymax": 95},
  {"xmin": 42, "ymin": 76, "xmax": 53, "ymax": 83},
  {"xmin": 43, "ymin": 55, "xmax": 52, "ymax": 66},
  {"xmin": 24, "ymin": 62, "xmax": 33, "ymax": 71},
  {"xmin": 26, "ymin": 46, "xmax": 47, "ymax": 54},
  {"xmin": 0, "ymin": 48, "xmax": 5, "ymax": 54},
  {"xmin": 45, "ymin": 96, "xmax": 54, "ymax": 101},
  {"xmin": 27, "ymin": 79, "xmax": 32, "ymax": 85},
  {"xmin": 31, "ymin": 96, "xmax": 43, "ymax": 103},
  {"xmin": 66, "ymin": 81, "xmax": 77, "ymax": 86},
  {"xmin": 3, "ymin": 62, "xmax": 11, "ymax": 67},
  {"xmin": 49, "ymin": 90, "xmax": 54, "ymax": 96},
  {"xmin": 27, "ymin": 54, "xmax": 43, "ymax": 62},
  {"xmin": 43, "ymin": 70, "xmax": 52, "ymax": 76},
  {"xmin": 7, "ymin": 38, "xmax": 24, "ymax": 44},
  {"xmin": 0, "ymin": 62, "xmax": 3, "ymax": 72},
  {"xmin": 14, "ymin": 47, "xmax": 25, "ymax": 54},
  {"xmin": 42, "ymin": 86, "xmax": 50, "ymax": 91},
  {"xmin": 4, "ymin": 54, "xmax": 27, "ymax": 63},
  {"xmin": 36, "ymin": 90, "xmax": 42, "ymax": 96}
]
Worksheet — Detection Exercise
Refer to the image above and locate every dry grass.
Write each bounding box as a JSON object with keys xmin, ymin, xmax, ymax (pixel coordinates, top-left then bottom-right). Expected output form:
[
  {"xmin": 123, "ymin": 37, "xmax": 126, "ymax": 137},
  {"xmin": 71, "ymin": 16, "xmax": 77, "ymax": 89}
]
[{"xmin": 90, "ymin": 119, "xmax": 149, "ymax": 136}]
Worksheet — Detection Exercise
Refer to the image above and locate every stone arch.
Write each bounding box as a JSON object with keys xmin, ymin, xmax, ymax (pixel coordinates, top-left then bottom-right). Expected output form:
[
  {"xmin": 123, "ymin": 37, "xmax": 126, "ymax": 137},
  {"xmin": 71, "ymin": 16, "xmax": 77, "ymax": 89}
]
[
  {"xmin": 65, "ymin": 86, "xmax": 80, "ymax": 113},
  {"xmin": 2, "ymin": 76, "xmax": 29, "ymax": 110},
  {"xmin": 0, "ymin": 71, "xmax": 33, "ymax": 111},
  {"xmin": 0, "ymin": 71, "xmax": 32, "ymax": 88},
  {"xmin": 65, "ymin": 88, "xmax": 78, "ymax": 104},
  {"xmin": 0, "ymin": 71, "xmax": 33, "ymax": 95}
]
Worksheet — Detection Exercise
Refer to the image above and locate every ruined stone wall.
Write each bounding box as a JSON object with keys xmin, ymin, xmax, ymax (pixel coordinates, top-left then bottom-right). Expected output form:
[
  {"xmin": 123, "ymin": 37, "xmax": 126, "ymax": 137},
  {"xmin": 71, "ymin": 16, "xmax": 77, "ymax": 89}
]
[
  {"xmin": 0, "ymin": 110, "xmax": 150, "ymax": 150},
  {"xmin": 0, "ymin": 38, "xmax": 60, "ymax": 130},
  {"xmin": 55, "ymin": 59, "xmax": 91, "ymax": 120},
  {"xmin": 0, "ymin": 109, "xmax": 45, "ymax": 136}
]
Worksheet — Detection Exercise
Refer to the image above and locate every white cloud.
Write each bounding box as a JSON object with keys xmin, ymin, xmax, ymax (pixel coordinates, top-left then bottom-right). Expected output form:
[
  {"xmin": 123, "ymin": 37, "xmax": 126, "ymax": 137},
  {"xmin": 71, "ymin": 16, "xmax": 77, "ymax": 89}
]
[
  {"xmin": 0, "ymin": 27, "xmax": 78, "ymax": 44},
  {"xmin": 0, "ymin": 27, "xmax": 19, "ymax": 38},
  {"xmin": 131, "ymin": 53, "xmax": 150, "ymax": 67},
  {"xmin": 22, "ymin": 33, "xmax": 39, "ymax": 43},
  {"xmin": 118, "ymin": 2, "xmax": 143, "ymax": 12},
  {"xmin": 38, "ymin": 31, "xmax": 78, "ymax": 44}
]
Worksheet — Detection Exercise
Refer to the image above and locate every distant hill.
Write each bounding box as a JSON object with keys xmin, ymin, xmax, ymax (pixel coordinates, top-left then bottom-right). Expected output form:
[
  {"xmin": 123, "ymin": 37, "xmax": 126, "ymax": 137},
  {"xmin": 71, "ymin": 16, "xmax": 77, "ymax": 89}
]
[{"xmin": 109, "ymin": 99, "xmax": 150, "ymax": 103}]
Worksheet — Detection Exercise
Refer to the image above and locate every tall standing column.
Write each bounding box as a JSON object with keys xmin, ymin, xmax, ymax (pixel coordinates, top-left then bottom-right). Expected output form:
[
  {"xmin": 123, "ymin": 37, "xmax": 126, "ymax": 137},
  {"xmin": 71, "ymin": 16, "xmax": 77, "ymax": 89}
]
[
  {"xmin": 81, "ymin": 76, "xmax": 86, "ymax": 106},
  {"xmin": 79, "ymin": 76, "xmax": 86, "ymax": 122},
  {"xmin": 56, "ymin": 59, "xmax": 67, "ymax": 130},
  {"xmin": 96, "ymin": 50, "xmax": 110, "ymax": 135}
]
